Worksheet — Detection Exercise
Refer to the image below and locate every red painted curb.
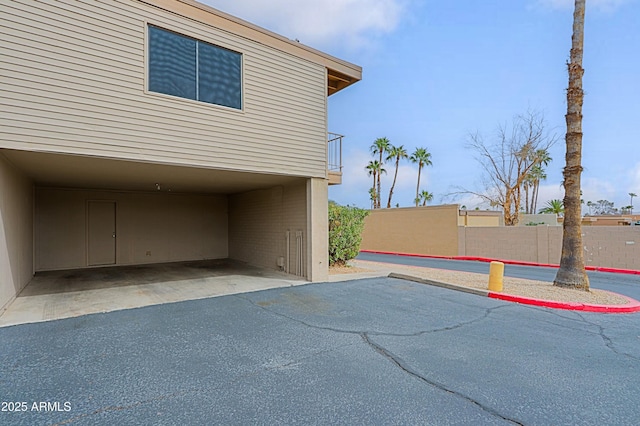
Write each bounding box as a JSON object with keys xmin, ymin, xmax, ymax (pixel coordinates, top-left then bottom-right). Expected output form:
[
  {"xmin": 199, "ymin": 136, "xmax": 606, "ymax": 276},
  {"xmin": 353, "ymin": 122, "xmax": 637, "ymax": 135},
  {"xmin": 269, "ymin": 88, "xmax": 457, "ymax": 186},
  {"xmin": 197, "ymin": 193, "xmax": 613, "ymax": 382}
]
[
  {"xmin": 488, "ymin": 291, "xmax": 640, "ymax": 313},
  {"xmin": 359, "ymin": 250, "xmax": 640, "ymax": 275}
]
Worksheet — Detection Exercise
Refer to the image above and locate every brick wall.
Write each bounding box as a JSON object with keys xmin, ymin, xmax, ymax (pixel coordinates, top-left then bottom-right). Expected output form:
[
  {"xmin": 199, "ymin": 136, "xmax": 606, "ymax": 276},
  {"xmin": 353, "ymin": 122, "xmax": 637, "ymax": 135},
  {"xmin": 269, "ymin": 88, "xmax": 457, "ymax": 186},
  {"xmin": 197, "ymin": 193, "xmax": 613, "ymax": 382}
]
[
  {"xmin": 582, "ymin": 227, "xmax": 640, "ymax": 269},
  {"xmin": 228, "ymin": 180, "xmax": 308, "ymax": 276}
]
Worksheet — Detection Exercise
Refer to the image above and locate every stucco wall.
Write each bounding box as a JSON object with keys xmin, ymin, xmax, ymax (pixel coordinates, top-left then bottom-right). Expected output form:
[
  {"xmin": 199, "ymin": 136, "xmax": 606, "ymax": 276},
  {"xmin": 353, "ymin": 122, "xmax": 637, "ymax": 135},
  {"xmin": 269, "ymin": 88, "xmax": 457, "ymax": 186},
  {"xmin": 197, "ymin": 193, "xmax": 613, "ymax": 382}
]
[
  {"xmin": 0, "ymin": 154, "xmax": 34, "ymax": 312},
  {"xmin": 458, "ymin": 212, "xmax": 502, "ymax": 227},
  {"xmin": 519, "ymin": 214, "xmax": 558, "ymax": 226},
  {"xmin": 307, "ymin": 178, "xmax": 329, "ymax": 282},
  {"xmin": 35, "ymin": 187, "xmax": 228, "ymax": 271},
  {"xmin": 228, "ymin": 180, "xmax": 310, "ymax": 277},
  {"xmin": 361, "ymin": 205, "xmax": 460, "ymax": 257}
]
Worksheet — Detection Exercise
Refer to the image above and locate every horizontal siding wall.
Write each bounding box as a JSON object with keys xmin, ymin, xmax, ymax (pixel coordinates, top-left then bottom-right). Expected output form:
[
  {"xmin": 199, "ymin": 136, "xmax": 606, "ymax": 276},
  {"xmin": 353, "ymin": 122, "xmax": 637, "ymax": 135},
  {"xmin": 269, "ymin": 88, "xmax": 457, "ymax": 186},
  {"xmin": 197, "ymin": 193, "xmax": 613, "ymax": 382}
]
[{"xmin": 1, "ymin": 0, "xmax": 327, "ymax": 177}]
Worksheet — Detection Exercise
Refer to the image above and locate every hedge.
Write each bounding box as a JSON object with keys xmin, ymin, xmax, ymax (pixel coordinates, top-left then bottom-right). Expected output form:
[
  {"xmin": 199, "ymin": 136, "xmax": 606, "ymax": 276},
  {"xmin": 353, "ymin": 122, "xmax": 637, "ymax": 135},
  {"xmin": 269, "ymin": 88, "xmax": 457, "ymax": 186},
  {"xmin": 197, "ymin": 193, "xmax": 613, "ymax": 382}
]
[{"xmin": 328, "ymin": 201, "xmax": 369, "ymax": 266}]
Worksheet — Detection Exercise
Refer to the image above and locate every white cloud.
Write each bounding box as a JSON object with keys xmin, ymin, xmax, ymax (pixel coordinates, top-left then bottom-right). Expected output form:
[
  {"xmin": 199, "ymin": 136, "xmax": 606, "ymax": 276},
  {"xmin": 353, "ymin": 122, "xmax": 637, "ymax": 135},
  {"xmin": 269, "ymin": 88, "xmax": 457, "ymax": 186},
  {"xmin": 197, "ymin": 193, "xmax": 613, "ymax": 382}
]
[
  {"xmin": 198, "ymin": 0, "xmax": 407, "ymax": 48},
  {"xmin": 581, "ymin": 177, "xmax": 617, "ymax": 203},
  {"xmin": 535, "ymin": 0, "xmax": 633, "ymax": 12}
]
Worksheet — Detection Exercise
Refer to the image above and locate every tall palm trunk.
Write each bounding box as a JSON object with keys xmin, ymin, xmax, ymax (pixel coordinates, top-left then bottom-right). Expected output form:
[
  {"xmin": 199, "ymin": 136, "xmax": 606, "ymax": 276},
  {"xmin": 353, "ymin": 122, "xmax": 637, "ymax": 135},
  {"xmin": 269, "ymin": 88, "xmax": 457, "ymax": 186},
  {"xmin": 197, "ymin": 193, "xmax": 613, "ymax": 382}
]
[
  {"xmin": 555, "ymin": 0, "xmax": 589, "ymax": 290},
  {"xmin": 387, "ymin": 158, "xmax": 400, "ymax": 208},
  {"xmin": 377, "ymin": 151, "xmax": 383, "ymax": 208},
  {"xmin": 415, "ymin": 165, "xmax": 422, "ymax": 207},
  {"xmin": 371, "ymin": 170, "xmax": 377, "ymax": 209}
]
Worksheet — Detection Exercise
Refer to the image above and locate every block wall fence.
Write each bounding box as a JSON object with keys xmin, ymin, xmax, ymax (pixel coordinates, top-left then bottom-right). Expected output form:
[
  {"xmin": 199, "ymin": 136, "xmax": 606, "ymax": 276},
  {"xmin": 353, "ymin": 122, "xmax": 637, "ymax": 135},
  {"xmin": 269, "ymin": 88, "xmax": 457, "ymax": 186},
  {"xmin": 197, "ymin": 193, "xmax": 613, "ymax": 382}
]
[{"xmin": 361, "ymin": 207, "xmax": 640, "ymax": 270}]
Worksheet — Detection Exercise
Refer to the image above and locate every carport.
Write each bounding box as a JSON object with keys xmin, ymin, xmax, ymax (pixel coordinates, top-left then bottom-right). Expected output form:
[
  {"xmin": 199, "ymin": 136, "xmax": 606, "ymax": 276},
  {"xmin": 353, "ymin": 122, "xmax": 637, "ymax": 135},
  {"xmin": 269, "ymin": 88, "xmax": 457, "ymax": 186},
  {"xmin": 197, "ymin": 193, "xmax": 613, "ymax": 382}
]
[
  {"xmin": 0, "ymin": 259, "xmax": 306, "ymax": 326},
  {"xmin": 0, "ymin": 149, "xmax": 328, "ymax": 316}
]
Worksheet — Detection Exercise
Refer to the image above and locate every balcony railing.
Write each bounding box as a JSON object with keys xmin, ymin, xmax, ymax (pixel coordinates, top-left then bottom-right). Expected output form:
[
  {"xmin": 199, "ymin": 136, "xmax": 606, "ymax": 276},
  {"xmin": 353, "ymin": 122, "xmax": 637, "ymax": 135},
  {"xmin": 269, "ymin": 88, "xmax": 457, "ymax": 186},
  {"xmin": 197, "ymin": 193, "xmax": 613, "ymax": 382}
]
[
  {"xmin": 327, "ymin": 133, "xmax": 343, "ymax": 185},
  {"xmin": 328, "ymin": 132, "xmax": 343, "ymax": 172}
]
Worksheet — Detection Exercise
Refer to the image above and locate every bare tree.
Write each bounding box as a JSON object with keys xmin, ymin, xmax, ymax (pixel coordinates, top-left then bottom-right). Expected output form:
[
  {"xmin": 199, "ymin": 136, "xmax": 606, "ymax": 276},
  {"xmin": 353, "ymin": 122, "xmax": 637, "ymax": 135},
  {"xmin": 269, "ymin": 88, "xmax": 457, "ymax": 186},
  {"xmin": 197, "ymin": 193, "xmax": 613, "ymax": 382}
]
[
  {"xmin": 554, "ymin": 0, "xmax": 589, "ymax": 291},
  {"xmin": 462, "ymin": 110, "xmax": 557, "ymax": 226}
]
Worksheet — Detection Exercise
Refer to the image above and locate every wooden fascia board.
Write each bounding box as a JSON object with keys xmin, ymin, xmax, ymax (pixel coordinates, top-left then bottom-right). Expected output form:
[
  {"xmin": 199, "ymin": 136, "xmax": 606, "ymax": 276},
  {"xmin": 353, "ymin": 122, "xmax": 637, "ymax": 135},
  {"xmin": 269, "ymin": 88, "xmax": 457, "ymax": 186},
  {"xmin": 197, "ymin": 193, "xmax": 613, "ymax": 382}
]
[{"xmin": 139, "ymin": 0, "xmax": 362, "ymax": 84}]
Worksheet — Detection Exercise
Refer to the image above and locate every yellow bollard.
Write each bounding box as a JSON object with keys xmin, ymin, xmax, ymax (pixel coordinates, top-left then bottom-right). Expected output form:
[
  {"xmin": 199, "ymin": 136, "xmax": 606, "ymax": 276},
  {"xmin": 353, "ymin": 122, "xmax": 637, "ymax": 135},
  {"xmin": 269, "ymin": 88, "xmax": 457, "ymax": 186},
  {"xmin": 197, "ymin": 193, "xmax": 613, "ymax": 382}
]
[{"xmin": 488, "ymin": 261, "xmax": 504, "ymax": 292}]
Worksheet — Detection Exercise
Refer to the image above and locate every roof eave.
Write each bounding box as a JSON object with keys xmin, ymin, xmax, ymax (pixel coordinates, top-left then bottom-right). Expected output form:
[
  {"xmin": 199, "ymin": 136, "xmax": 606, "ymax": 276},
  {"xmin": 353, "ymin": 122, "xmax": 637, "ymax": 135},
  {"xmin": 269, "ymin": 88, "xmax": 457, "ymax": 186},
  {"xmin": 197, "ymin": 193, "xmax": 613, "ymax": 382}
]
[{"xmin": 141, "ymin": 0, "xmax": 362, "ymax": 95}]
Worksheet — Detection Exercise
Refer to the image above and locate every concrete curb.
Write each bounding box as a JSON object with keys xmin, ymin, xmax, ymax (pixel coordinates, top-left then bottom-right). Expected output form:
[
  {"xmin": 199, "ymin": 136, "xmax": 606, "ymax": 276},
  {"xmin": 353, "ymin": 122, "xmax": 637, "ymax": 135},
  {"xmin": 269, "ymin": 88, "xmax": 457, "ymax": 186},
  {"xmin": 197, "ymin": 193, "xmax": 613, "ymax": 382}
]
[
  {"xmin": 388, "ymin": 273, "xmax": 489, "ymax": 297},
  {"xmin": 488, "ymin": 291, "xmax": 640, "ymax": 313},
  {"xmin": 361, "ymin": 250, "xmax": 640, "ymax": 276},
  {"xmin": 388, "ymin": 273, "xmax": 640, "ymax": 314}
]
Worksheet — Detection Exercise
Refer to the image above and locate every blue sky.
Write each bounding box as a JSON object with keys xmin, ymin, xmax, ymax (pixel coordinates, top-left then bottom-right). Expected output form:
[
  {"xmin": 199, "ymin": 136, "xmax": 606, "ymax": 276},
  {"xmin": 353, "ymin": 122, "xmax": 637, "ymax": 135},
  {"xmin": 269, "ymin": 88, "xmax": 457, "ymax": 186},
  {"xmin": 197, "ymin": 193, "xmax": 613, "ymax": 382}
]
[{"xmin": 202, "ymin": 0, "xmax": 640, "ymax": 212}]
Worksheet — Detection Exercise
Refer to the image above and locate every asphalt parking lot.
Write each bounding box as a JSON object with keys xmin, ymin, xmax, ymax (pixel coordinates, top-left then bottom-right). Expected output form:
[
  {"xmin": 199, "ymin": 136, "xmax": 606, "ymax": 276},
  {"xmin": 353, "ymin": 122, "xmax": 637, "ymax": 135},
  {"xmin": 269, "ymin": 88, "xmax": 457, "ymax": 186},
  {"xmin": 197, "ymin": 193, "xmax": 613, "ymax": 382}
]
[
  {"xmin": 357, "ymin": 252, "xmax": 640, "ymax": 300},
  {"xmin": 2, "ymin": 276, "xmax": 639, "ymax": 425}
]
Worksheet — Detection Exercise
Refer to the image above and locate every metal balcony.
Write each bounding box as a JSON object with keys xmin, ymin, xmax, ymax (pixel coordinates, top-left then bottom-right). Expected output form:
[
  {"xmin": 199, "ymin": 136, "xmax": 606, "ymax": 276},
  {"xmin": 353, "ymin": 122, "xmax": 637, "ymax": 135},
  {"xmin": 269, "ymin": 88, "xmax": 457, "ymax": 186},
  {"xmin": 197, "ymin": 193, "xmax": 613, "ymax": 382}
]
[{"xmin": 328, "ymin": 132, "xmax": 343, "ymax": 185}]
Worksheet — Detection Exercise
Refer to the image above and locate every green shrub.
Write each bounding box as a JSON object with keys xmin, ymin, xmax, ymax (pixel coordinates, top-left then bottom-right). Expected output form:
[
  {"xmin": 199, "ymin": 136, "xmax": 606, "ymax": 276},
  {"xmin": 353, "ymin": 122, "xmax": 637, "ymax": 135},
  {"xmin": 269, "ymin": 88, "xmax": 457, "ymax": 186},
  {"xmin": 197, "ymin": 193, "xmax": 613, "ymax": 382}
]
[{"xmin": 328, "ymin": 201, "xmax": 369, "ymax": 266}]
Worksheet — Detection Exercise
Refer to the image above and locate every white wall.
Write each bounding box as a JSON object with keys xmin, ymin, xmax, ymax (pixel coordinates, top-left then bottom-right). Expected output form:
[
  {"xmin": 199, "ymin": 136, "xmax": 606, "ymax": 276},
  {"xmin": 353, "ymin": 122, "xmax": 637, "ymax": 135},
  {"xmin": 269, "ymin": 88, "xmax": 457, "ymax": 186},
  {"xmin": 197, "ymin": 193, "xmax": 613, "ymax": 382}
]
[
  {"xmin": 0, "ymin": 154, "xmax": 33, "ymax": 312},
  {"xmin": 35, "ymin": 188, "xmax": 228, "ymax": 271}
]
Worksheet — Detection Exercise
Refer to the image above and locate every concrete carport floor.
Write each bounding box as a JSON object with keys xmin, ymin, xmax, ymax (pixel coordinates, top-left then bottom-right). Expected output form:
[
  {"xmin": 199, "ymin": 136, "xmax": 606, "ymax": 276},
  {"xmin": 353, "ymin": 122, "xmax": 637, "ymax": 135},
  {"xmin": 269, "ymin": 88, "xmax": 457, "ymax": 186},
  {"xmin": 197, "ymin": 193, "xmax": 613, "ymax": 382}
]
[{"xmin": 0, "ymin": 260, "xmax": 306, "ymax": 327}]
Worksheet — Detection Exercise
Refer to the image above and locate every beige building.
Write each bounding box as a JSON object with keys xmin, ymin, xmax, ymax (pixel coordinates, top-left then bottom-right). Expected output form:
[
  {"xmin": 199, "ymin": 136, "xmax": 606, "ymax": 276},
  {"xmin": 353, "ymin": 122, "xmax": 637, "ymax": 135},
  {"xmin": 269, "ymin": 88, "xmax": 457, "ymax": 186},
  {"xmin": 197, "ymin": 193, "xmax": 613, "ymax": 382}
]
[{"xmin": 0, "ymin": 0, "xmax": 361, "ymax": 311}]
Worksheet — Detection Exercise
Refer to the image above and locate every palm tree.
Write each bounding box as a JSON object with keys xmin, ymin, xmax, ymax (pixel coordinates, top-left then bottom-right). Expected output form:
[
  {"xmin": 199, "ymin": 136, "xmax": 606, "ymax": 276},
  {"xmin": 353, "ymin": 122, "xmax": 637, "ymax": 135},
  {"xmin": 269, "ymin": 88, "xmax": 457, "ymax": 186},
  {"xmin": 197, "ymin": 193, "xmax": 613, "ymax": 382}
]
[
  {"xmin": 365, "ymin": 161, "xmax": 379, "ymax": 209},
  {"xmin": 539, "ymin": 199, "xmax": 564, "ymax": 215},
  {"xmin": 385, "ymin": 144, "xmax": 408, "ymax": 208},
  {"xmin": 523, "ymin": 173, "xmax": 534, "ymax": 214},
  {"xmin": 630, "ymin": 193, "xmax": 637, "ymax": 212},
  {"xmin": 370, "ymin": 137, "xmax": 390, "ymax": 208},
  {"xmin": 419, "ymin": 190, "xmax": 434, "ymax": 206},
  {"xmin": 531, "ymin": 149, "xmax": 551, "ymax": 213},
  {"xmin": 365, "ymin": 160, "xmax": 386, "ymax": 209},
  {"xmin": 555, "ymin": 0, "xmax": 589, "ymax": 291},
  {"xmin": 376, "ymin": 161, "xmax": 387, "ymax": 207},
  {"xmin": 522, "ymin": 149, "xmax": 552, "ymax": 214},
  {"xmin": 533, "ymin": 166, "xmax": 548, "ymax": 214},
  {"xmin": 525, "ymin": 165, "xmax": 542, "ymax": 214},
  {"xmin": 410, "ymin": 147, "xmax": 432, "ymax": 207},
  {"xmin": 368, "ymin": 187, "xmax": 377, "ymax": 208}
]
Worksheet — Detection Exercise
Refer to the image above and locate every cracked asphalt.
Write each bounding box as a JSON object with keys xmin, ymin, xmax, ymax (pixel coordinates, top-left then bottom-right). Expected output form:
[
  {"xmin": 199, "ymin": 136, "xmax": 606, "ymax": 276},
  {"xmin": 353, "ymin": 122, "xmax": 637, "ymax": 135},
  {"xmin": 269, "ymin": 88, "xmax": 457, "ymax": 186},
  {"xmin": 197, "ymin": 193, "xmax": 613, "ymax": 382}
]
[{"xmin": 1, "ymin": 276, "xmax": 639, "ymax": 425}]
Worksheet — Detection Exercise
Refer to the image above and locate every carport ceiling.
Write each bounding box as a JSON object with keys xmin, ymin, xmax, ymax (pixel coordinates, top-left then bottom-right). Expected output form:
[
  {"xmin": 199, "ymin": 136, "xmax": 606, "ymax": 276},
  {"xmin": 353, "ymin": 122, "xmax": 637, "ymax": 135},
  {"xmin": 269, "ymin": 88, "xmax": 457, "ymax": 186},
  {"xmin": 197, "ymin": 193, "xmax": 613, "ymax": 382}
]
[{"xmin": 2, "ymin": 149, "xmax": 303, "ymax": 194}]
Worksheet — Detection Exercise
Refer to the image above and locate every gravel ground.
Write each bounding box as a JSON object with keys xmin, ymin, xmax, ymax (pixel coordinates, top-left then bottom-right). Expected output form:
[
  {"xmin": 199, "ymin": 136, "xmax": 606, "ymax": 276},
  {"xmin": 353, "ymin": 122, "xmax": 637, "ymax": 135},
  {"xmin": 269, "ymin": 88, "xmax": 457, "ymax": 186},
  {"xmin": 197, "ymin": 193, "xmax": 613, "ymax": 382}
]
[{"xmin": 330, "ymin": 260, "xmax": 630, "ymax": 305}]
